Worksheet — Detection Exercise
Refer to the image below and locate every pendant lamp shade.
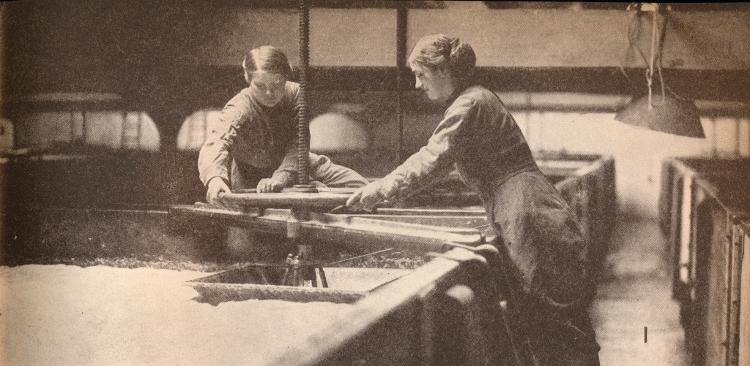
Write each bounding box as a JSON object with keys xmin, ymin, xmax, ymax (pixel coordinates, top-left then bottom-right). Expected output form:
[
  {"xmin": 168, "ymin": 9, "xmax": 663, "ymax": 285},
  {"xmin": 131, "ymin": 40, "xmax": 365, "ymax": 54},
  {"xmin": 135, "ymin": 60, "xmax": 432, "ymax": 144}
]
[
  {"xmin": 615, "ymin": 94, "xmax": 705, "ymax": 138},
  {"xmin": 615, "ymin": 3, "xmax": 706, "ymax": 139}
]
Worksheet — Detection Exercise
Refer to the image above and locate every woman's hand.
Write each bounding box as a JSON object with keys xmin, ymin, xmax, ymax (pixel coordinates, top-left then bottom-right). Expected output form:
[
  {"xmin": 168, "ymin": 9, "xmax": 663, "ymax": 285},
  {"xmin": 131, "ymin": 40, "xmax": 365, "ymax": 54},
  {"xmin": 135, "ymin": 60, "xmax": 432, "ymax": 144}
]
[
  {"xmin": 256, "ymin": 178, "xmax": 284, "ymax": 193},
  {"xmin": 206, "ymin": 177, "xmax": 230, "ymax": 204},
  {"xmin": 346, "ymin": 182, "xmax": 384, "ymax": 212}
]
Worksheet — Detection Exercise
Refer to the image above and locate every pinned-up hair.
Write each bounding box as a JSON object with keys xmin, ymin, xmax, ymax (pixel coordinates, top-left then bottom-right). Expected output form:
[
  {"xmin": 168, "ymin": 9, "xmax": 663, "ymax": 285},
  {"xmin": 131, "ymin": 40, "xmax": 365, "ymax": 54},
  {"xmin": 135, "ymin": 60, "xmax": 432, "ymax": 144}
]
[
  {"xmin": 242, "ymin": 45, "xmax": 292, "ymax": 80},
  {"xmin": 408, "ymin": 34, "xmax": 476, "ymax": 81}
]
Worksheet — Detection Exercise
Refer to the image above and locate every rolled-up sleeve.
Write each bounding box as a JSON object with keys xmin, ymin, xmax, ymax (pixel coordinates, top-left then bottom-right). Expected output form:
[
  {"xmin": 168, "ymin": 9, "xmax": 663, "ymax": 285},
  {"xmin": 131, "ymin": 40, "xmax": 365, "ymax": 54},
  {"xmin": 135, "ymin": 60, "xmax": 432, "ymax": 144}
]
[
  {"xmin": 376, "ymin": 96, "xmax": 476, "ymax": 200},
  {"xmin": 198, "ymin": 103, "xmax": 245, "ymax": 186}
]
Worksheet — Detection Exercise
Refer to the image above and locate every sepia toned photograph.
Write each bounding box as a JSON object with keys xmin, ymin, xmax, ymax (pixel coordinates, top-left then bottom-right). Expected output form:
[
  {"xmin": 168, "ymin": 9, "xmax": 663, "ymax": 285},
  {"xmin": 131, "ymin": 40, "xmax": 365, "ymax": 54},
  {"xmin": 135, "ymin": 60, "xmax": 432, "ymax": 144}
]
[{"xmin": 0, "ymin": 1, "xmax": 748, "ymax": 365}]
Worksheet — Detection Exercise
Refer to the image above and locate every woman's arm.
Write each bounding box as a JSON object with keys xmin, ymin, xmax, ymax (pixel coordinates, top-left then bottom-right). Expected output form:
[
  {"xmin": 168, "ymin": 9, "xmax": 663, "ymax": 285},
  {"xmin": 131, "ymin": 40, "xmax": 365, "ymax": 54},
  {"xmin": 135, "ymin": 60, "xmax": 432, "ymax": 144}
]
[
  {"xmin": 348, "ymin": 97, "xmax": 476, "ymax": 209},
  {"xmin": 257, "ymin": 145, "xmax": 297, "ymax": 192},
  {"xmin": 198, "ymin": 101, "xmax": 246, "ymax": 186}
]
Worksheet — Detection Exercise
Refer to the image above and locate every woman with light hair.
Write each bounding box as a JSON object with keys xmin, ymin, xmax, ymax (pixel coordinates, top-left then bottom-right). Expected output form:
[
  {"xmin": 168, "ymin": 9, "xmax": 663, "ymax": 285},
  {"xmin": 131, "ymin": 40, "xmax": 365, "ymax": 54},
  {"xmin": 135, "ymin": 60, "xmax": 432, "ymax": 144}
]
[{"xmin": 347, "ymin": 34, "xmax": 600, "ymax": 366}]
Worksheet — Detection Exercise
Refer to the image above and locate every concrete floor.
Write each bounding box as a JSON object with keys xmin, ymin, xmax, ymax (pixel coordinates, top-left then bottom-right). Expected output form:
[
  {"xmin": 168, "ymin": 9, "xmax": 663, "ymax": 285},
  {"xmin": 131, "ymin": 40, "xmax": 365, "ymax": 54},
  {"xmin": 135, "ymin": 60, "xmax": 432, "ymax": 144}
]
[{"xmin": 591, "ymin": 217, "xmax": 692, "ymax": 366}]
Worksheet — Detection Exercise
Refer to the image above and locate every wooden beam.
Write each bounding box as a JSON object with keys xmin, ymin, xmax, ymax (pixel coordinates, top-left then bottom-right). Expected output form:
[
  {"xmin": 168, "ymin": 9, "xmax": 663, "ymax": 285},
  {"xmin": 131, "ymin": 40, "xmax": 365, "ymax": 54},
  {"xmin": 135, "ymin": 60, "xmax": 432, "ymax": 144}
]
[{"xmin": 408, "ymin": 8, "xmax": 750, "ymax": 70}]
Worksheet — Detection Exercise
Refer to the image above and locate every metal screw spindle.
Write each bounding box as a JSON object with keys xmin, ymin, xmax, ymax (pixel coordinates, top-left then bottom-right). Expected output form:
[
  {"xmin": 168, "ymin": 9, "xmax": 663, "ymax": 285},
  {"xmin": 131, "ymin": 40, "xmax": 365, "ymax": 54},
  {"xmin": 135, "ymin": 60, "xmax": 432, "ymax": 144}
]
[{"xmin": 296, "ymin": 0, "xmax": 311, "ymax": 186}]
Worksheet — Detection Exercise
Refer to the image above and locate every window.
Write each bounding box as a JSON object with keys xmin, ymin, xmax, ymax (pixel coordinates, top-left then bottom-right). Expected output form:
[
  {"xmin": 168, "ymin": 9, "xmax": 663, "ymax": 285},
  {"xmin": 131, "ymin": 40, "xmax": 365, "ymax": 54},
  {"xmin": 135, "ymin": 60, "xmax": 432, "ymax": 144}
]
[
  {"xmin": 16, "ymin": 111, "xmax": 159, "ymax": 151},
  {"xmin": 177, "ymin": 109, "xmax": 222, "ymax": 151},
  {"xmin": 12, "ymin": 93, "xmax": 160, "ymax": 151},
  {"xmin": 0, "ymin": 118, "xmax": 14, "ymax": 151}
]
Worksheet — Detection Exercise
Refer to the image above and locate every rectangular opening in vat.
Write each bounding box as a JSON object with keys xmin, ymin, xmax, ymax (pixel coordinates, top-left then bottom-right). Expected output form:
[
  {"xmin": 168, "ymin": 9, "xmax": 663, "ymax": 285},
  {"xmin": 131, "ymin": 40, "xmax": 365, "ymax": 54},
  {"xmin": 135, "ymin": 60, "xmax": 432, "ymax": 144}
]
[{"xmin": 188, "ymin": 263, "xmax": 412, "ymax": 305}]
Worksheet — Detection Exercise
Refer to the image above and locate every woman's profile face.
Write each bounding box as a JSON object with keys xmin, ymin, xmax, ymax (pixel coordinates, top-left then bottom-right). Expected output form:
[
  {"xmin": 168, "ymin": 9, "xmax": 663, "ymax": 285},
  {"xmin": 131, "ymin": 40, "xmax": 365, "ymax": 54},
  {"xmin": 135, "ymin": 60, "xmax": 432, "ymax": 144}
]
[
  {"xmin": 249, "ymin": 71, "xmax": 287, "ymax": 107},
  {"xmin": 411, "ymin": 64, "xmax": 455, "ymax": 102}
]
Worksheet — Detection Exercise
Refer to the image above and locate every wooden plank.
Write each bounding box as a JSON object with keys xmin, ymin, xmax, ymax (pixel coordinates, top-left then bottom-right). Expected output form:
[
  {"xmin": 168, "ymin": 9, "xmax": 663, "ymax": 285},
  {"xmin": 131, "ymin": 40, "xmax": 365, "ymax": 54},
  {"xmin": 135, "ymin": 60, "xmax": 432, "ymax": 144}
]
[
  {"xmin": 670, "ymin": 175, "xmax": 684, "ymax": 299},
  {"xmin": 680, "ymin": 175, "xmax": 694, "ymax": 286},
  {"xmin": 408, "ymin": 8, "xmax": 750, "ymax": 70},
  {"xmin": 739, "ymin": 226, "xmax": 750, "ymax": 366},
  {"xmin": 728, "ymin": 223, "xmax": 745, "ymax": 366},
  {"xmin": 218, "ymin": 191, "xmax": 351, "ymax": 210},
  {"xmin": 188, "ymin": 282, "xmax": 365, "ymax": 304},
  {"xmin": 704, "ymin": 206, "xmax": 730, "ymax": 366}
]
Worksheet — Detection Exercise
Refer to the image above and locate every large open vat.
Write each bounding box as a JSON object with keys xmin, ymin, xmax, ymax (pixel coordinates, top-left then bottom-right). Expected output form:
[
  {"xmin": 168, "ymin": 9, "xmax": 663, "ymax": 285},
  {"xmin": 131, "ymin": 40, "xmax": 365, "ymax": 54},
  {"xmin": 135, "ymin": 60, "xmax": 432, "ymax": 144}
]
[
  {"xmin": 2, "ymin": 153, "xmax": 616, "ymax": 366},
  {"xmin": 167, "ymin": 154, "xmax": 616, "ymax": 365},
  {"xmin": 659, "ymin": 157, "xmax": 750, "ymax": 366}
]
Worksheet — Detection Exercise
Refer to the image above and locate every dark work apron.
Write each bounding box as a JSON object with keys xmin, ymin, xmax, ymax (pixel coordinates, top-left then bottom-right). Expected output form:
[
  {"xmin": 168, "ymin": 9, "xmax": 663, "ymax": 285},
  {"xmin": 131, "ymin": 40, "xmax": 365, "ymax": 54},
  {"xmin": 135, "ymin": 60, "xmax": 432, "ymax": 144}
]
[{"xmin": 480, "ymin": 169, "xmax": 601, "ymax": 366}]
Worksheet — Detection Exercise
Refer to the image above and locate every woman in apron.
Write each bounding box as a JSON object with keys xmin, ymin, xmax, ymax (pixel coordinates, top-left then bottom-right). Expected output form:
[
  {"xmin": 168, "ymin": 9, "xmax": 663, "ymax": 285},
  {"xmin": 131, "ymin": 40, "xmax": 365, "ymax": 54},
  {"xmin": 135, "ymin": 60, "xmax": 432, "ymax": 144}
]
[
  {"xmin": 346, "ymin": 34, "xmax": 600, "ymax": 366},
  {"xmin": 198, "ymin": 45, "xmax": 368, "ymax": 260},
  {"xmin": 199, "ymin": 45, "xmax": 367, "ymax": 204}
]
